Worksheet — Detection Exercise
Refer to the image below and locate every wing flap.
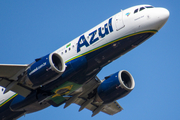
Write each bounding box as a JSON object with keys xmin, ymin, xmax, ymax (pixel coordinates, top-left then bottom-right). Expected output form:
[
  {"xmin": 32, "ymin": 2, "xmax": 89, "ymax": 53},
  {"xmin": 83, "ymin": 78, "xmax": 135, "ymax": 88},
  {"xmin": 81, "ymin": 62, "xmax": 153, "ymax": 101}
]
[
  {"xmin": 101, "ymin": 101, "xmax": 123, "ymax": 115},
  {"xmin": 74, "ymin": 97, "xmax": 123, "ymax": 115},
  {"xmin": 11, "ymin": 84, "xmax": 31, "ymax": 97},
  {"xmin": 0, "ymin": 78, "xmax": 10, "ymax": 87}
]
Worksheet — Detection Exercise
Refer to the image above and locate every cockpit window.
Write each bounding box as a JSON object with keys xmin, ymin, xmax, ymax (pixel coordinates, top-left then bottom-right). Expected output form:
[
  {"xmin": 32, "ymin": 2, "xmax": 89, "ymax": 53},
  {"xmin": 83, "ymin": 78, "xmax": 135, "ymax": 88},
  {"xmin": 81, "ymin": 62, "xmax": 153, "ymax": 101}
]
[
  {"xmin": 145, "ymin": 6, "xmax": 154, "ymax": 8},
  {"xmin": 134, "ymin": 9, "xmax": 138, "ymax": 14},
  {"xmin": 140, "ymin": 7, "xmax": 145, "ymax": 11},
  {"xmin": 134, "ymin": 6, "xmax": 152, "ymax": 14}
]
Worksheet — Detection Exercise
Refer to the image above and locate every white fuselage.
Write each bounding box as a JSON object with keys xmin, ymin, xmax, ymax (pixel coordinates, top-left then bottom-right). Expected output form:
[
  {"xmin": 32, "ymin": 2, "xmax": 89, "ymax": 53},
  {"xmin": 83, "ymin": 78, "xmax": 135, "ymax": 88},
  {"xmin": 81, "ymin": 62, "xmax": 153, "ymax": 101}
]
[{"xmin": 54, "ymin": 5, "xmax": 169, "ymax": 63}]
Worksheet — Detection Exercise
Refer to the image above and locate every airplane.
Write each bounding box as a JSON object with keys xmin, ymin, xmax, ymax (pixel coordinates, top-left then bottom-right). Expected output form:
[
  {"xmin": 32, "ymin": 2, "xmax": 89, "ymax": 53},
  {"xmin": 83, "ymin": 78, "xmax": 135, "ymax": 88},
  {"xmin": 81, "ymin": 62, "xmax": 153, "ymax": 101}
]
[{"xmin": 0, "ymin": 4, "xmax": 169, "ymax": 120}]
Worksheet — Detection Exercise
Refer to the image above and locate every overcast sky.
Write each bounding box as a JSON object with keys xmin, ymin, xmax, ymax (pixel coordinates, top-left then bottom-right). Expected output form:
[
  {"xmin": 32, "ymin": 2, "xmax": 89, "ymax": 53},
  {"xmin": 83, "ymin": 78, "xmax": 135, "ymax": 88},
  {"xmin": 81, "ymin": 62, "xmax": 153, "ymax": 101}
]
[{"xmin": 0, "ymin": 0, "xmax": 179, "ymax": 120}]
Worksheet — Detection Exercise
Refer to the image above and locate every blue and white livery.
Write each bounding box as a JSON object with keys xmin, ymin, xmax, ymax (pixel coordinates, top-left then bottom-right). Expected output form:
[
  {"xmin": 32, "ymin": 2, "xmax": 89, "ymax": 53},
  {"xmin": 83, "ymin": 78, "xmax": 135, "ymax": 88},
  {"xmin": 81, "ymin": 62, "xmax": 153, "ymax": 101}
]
[{"xmin": 0, "ymin": 5, "xmax": 169, "ymax": 120}]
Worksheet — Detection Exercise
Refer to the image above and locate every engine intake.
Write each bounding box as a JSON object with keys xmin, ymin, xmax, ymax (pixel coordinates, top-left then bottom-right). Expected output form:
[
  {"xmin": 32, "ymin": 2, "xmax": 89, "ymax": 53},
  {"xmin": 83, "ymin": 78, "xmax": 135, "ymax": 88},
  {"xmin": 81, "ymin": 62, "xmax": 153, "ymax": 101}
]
[
  {"xmin": 96, "ymin": 70, "xmax": 135, "ymax": 104},
  {"xmin": 24, "ymin": 53, "xmax": 65, "ymax": 88}
]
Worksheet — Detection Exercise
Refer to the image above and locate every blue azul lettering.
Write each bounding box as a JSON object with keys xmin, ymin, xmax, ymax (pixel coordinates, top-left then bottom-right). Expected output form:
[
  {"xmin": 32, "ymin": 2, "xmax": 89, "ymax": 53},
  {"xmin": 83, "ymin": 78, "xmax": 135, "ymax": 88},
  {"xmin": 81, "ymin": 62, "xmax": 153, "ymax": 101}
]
[
  {"xmin": 77, "ymin": 18, "xmax": 113, "ymax": 53},
  {"xmin": 108, "ymin": 18, "xmax": 113, "ymax": 32},
  {"xmin": 98, "ymin": 23, "xmax": 109, "ymax": 38},
  {"xmin": 89, "ymin": 30, "xmax": 99, "ymax": 44},
  {"xmin": 77, "ymin": 35, "xmax": 89, "ymax": 53}
]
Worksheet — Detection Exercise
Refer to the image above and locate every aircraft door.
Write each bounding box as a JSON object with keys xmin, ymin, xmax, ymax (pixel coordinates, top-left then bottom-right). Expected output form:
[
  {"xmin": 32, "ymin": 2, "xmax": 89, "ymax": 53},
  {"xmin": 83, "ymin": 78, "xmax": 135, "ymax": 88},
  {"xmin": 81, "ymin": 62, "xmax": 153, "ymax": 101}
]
[{"xmin": 115, "ymin": 11, "xmax": 125, "ymax": 31}]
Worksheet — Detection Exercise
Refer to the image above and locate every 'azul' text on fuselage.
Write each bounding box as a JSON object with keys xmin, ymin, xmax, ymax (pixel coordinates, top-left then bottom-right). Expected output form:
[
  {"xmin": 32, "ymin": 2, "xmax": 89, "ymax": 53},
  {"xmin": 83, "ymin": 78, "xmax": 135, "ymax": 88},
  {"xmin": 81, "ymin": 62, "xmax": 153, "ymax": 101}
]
[{"xmin": 77, "ymin": 18, "xmax": 113, "ymax": 53}]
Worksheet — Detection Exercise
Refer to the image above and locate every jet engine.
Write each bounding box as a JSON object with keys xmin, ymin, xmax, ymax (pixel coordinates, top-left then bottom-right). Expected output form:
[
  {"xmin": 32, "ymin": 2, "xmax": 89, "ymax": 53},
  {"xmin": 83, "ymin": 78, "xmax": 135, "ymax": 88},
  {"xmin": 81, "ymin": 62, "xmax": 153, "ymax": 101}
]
[
  {"xmin": 95, "ymin": 70, "xmax": 135, "ymax": 104},
  {"xmin": 20, "ymin": 53, "xmax": 66, "ymax": 88}
]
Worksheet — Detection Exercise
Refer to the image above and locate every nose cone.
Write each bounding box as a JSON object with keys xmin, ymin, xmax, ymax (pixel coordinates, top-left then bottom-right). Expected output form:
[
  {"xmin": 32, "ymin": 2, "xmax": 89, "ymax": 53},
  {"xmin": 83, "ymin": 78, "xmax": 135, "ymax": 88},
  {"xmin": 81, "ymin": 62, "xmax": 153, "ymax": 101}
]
[
  {"xmin": 154, "ymin": 8, "xmax": 170, "ymax": 30},
  {"xmin": 158, "ymin": 8, "xmax": 170, "ymax": 23}
]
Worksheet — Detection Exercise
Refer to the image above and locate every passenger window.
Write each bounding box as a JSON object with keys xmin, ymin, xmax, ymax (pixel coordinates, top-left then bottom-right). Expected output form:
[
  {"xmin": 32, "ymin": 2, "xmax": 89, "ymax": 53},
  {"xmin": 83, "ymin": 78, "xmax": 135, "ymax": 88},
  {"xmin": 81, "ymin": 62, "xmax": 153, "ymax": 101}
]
[
  {"xmin": 140, "ymin": 7, "xmax": 145, "ymax": 11},
  {"xmin": 134, "ymin": 9, "xmax": 138, "ymax": 13}
]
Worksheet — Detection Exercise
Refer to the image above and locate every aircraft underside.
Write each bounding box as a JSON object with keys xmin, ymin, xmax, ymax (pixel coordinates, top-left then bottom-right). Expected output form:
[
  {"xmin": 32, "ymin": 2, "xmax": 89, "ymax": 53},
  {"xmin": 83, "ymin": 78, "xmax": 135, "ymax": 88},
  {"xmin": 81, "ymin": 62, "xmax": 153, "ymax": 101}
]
[{"xmin": 0, "ymin": 30, "xmax": 155, "ymax": 120}]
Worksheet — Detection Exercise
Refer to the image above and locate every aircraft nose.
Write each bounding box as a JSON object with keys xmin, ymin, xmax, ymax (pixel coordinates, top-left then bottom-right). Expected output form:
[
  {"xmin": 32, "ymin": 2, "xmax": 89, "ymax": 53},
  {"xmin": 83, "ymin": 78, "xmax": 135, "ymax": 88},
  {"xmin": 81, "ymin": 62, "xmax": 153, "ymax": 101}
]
[
  {"xmin": 154, "ymin": 8, "xmax": 170, "ymax": 30},
  {"xmin": 157, "ymin": 8, "xmax": 170, "ymax": 22}
]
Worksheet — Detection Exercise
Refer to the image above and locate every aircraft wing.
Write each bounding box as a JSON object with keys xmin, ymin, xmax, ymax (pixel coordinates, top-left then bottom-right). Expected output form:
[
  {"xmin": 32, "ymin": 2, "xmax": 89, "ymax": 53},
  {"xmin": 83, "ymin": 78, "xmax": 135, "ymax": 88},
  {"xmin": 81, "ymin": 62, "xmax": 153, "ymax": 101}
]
[
  {"xmin": 74, "ymin": 97, "xmax": 123, "ymax": 116},
  {"xmin": 63, "ymin": 76, "xmax": 123, "ymax": 116},
  {"xmin": 0, "ymin": 64, "xmax": 32, "ymax": 97}
]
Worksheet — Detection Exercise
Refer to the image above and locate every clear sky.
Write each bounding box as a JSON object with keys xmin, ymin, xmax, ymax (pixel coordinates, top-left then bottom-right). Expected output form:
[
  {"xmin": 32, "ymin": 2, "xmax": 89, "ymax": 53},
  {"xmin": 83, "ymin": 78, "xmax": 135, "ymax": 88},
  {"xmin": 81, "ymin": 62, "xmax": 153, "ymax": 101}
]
[{"xmin": 0, "ymin": 0, "xmax": 179, "ymax": 120}]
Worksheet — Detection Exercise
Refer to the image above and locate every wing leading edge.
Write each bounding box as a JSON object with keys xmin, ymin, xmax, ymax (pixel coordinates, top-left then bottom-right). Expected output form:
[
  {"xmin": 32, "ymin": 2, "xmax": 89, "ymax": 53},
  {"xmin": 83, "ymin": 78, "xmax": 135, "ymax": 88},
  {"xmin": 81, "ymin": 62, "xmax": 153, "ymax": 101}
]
[{"xmin": 0, "ymin": 64, "xmax": 32, "ymax": 97}]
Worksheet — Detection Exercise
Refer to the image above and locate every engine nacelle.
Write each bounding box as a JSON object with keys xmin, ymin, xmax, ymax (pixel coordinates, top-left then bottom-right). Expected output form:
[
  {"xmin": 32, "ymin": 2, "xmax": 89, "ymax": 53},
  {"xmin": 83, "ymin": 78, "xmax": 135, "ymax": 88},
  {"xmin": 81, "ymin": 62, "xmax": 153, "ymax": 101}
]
[
  {"xmin": 23, "ymin": 53, "xmax": 65, "ymax": 88},
  {"xmin": 96, "ymin": 70, "xmax": 135, "ymax": 104}
]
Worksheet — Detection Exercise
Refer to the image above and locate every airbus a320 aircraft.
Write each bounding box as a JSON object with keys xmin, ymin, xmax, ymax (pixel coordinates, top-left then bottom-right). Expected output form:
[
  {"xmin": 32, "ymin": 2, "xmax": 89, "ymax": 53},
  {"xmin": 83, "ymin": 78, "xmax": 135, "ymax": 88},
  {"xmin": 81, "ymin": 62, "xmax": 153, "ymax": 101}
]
[{"xmin": 0, "ymin": 5, "xmax": 169, "ymax": 120}]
